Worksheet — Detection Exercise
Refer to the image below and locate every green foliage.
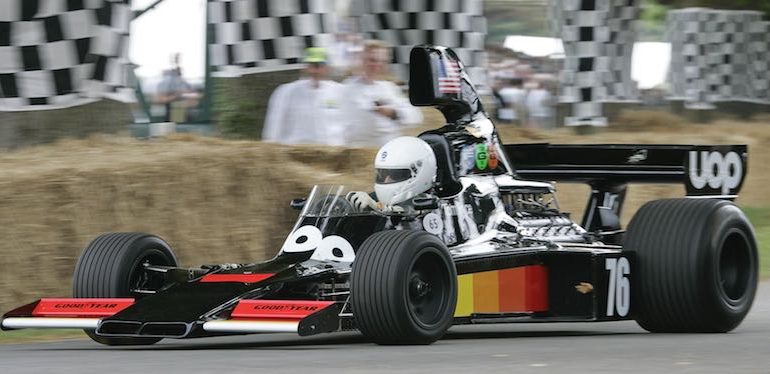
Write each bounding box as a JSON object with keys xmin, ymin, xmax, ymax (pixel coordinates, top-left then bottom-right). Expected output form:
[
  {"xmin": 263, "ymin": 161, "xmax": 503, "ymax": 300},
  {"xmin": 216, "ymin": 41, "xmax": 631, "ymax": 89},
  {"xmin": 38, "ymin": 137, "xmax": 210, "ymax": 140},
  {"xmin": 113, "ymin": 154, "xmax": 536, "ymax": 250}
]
[
  {"xmin": 657, "ymin": 0, "xmax": 770, "ymax": 17},
  {"xmin": 484, "ymin": 2, "xmax": 550, "ymax": 43},
  {"xmin": 212, "ymin": 79, "xmax": 260, "ymax": 139},
  {"xmin": 211, "ymin": 69, "xmax": 300, "ymax": 140},
  {"xmin": 0, "ymin": 100, "xmax": 132, "ymax": 150},
  {"xmin": 487, "ymin": 20, "xmax": 549, "ymax": 44},
  {"xmin": 642, "ymin": 0, "xmax": 669, "ymax": 22},
  {"xmin": 639, "ymin": 0, "xmax": 671, "ymax": 41}
]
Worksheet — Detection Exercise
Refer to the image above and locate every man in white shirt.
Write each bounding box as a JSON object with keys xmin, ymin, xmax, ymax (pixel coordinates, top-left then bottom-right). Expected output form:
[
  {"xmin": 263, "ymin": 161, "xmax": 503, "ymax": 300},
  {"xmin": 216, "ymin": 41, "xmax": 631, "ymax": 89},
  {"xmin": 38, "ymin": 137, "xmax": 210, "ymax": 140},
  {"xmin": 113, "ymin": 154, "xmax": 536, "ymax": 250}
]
[
  {"xmin": 525, "ymin": 82, "xmax": 555, "ymax": 129},
  {"xmin": 341, "ymin": 40, "xmax": 423, "ymax": 148},
  {"xmin": 262, "ymin": 48, "xmax": 345, "ymax": 146},
  {"xmin": 497, "ymin": 78, "xmax": 525, "ymax": 125}
]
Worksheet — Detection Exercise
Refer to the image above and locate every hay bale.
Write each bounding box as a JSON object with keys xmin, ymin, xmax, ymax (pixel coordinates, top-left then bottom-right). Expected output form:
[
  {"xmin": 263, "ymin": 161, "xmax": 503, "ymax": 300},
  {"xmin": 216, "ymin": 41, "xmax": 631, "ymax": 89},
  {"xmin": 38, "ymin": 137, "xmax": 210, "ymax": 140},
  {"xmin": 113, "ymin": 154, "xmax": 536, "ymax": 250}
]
[
  {"xmin": 0, "ymin": 135, "xmax": 375, "ymax": 312},
  {"xmin": 608, "ymin": 110, "xmax": 688, "ymax": 132}
]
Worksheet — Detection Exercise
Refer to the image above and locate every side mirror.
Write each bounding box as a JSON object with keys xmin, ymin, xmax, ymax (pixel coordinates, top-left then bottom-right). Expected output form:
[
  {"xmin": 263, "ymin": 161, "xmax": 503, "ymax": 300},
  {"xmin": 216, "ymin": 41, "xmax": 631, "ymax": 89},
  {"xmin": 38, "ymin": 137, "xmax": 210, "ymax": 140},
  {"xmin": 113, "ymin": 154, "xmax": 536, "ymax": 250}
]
[
  {"xmin": 290, "ymin": 198, "xmax": 306, "ymax": 211},
  {"xmin": 412, "ymin": 195, "xmax": 439, "ymax": 210},
  {"xmin": 409, "ymin": 45, "xmax": 479, "ymax": 123}
]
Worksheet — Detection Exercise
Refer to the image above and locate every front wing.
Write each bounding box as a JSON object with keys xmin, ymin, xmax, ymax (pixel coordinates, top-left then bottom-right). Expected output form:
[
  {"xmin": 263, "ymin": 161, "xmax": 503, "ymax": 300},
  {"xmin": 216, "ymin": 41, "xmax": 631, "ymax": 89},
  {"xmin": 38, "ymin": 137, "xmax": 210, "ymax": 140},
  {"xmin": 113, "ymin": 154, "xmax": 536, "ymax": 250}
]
[{"xmin": 2, "ymin": 298, "xmax": 343, "ymax": 337}]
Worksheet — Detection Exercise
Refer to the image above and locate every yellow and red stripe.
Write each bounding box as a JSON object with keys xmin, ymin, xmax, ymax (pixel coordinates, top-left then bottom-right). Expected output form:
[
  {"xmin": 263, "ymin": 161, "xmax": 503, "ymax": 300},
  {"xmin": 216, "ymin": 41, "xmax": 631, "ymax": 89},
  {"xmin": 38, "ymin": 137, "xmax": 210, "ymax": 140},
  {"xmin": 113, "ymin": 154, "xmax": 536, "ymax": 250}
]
[{"xmin": 454, "ymin": 265, "xmax": 548, "ymax": 317}]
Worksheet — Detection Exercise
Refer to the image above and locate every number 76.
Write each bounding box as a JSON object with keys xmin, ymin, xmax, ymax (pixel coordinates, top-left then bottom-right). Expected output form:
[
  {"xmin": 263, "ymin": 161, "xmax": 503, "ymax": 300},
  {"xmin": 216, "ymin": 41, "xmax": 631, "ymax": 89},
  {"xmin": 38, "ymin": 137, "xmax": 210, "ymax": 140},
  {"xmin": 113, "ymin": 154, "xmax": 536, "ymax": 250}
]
[{"xmin": 606, "ymin": 257, "xmax": 631, "ymax": 317}]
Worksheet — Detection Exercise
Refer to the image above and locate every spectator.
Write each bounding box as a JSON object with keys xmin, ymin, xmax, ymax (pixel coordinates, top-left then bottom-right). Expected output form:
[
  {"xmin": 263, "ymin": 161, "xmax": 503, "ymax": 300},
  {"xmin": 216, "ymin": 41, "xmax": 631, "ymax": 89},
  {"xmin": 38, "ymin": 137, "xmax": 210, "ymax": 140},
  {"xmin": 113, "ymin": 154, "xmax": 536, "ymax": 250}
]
[
  {"xmin": 497, "ymin": 78, "xmax": 525, "ymax": 125},
  {"xmin": 328, "ymin": 31, "xmax": 361, "ymax": 79},
  {"xmin": 155, "ymin": 53, "xmax": 196, "ymax": 122},
  {"xmin": 340, "ymin": 40, "xmax": 423, "ymax": 147},
  {"xmin": 262, "ymin": 47, "xmax": 345, "ymax": 146},
  {"xmin": 524, "ymin": 81, "xmax": 555, "ymax": 129}
]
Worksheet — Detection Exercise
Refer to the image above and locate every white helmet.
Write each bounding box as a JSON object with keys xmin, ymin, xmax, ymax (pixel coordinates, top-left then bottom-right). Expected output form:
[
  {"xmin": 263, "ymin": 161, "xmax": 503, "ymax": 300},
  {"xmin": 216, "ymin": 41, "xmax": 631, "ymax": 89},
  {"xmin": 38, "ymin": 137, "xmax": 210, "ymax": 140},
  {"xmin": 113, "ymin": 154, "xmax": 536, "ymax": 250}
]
[{"xmin": 374, "ymin": 137, "xmax": 437, "ymax": 205}]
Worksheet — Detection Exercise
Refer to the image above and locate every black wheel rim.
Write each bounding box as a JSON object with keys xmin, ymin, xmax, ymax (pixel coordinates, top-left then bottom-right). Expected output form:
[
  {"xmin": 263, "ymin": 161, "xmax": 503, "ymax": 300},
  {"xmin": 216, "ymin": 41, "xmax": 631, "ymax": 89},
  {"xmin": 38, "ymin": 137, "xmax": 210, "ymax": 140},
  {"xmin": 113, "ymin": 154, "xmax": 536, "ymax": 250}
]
[
  {"xmin": 718, "ymin": 231, "xmax": 752, "ymax": 303},
  {"xmin": 129, "ymin": 249, "xmax": 174, "ymax": 296},
  {"xmin": 406, "ymin": 248, "xmax": 451, "ymax": 328}
]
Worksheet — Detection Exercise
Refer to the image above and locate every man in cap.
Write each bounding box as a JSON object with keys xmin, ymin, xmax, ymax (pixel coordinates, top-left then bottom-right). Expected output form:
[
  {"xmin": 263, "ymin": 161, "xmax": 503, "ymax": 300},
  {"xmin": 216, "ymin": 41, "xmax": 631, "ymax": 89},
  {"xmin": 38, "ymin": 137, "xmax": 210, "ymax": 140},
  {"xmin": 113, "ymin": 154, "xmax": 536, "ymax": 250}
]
[{"xmin": 262, "ymin": 48, "xmax": 345, "ymax": 145}]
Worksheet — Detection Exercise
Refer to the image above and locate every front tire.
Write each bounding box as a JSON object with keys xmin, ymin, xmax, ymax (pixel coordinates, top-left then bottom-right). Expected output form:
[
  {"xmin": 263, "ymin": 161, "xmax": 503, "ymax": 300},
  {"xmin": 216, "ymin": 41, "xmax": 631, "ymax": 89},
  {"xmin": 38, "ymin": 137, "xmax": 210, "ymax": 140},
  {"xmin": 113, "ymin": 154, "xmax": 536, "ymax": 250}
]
[
  {"xmin": 351, "ymin": 230, "xmax": 457, "ymax": 345},
  {"xmin": 73, "ymin": 232, "xmax": 178, "ymax": 345},
  {"xmin": 625, "ymin": 199, "xmax": 758, "ymax": 333}
]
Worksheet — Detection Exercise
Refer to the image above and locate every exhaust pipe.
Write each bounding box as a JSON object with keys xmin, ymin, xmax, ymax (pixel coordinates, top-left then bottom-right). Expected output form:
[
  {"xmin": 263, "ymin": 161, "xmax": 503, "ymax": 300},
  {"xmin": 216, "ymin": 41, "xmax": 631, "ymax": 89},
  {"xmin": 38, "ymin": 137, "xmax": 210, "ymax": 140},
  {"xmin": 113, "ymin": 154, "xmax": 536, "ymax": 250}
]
[{"xmin": 202, "ymin": 320, "xmax": 299, "ymax": 333}]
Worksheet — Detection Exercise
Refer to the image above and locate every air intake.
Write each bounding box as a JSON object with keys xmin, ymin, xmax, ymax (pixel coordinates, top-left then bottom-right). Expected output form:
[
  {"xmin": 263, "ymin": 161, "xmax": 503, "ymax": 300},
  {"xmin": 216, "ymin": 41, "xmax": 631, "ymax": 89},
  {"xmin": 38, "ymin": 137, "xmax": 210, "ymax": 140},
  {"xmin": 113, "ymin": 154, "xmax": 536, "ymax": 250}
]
[{"xmin": 98, "ymin": 320, "xmax": 141, "ymax": 335}]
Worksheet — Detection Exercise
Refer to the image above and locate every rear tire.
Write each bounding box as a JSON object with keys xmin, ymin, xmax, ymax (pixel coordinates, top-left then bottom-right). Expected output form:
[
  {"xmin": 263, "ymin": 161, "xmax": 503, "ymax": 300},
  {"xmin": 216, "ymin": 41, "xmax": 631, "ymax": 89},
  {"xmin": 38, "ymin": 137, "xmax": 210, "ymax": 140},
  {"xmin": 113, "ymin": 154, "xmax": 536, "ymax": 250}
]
[
  {"xmin": 73, "ymin": 232, "xmax": 178, "ymax": 345},
  {"xmin": 351, "ymin": 230, "xmax": 457, "ymax": 345},
  {"xmin": 625, "ymin": 199, "xmax": 758, "ymax": 332}
]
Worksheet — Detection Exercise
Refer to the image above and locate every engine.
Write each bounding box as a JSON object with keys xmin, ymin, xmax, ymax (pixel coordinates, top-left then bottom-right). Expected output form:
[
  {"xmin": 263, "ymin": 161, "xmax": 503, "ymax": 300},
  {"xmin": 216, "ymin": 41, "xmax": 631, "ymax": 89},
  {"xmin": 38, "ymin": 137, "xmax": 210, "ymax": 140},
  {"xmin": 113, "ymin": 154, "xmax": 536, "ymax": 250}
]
[{"xmin": 501, "ymin": 189, "xmax": 586, "ymax": 243}]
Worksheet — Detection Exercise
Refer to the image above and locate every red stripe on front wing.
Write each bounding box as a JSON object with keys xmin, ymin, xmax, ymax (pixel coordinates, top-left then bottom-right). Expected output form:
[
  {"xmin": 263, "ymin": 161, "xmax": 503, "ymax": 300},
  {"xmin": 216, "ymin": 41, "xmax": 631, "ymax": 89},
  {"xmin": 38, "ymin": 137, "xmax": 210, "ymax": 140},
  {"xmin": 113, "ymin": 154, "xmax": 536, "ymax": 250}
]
[
  {"xmin": 231, "ymin": 300, "xmax": 334, "ymax": 319},
  {"xmin": 31, "ymin": 298, "xmax": 134, "ymax": 317},
  {"xmin": 199, "ymin": 273, "xmax": 274, "ymax": 283}
]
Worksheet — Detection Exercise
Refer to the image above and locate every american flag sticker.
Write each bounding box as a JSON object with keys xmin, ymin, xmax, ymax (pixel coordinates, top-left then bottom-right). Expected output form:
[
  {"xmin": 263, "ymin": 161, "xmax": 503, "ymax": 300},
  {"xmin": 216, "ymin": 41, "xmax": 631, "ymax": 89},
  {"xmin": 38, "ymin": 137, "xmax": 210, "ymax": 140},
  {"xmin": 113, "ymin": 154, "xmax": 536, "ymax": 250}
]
[{"xmin": 438, "ymin": 58, "xmax": 461, "ymax": 94}]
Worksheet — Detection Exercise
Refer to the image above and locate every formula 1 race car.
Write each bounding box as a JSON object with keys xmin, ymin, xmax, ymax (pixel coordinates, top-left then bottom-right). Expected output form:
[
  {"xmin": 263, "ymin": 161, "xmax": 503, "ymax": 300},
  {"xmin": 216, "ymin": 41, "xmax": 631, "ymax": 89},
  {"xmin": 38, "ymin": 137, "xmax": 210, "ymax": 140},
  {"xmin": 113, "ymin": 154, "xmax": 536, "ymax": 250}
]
[{"xmin": 1, "ymin": 45, "xmax": 758, "ymax": 345}]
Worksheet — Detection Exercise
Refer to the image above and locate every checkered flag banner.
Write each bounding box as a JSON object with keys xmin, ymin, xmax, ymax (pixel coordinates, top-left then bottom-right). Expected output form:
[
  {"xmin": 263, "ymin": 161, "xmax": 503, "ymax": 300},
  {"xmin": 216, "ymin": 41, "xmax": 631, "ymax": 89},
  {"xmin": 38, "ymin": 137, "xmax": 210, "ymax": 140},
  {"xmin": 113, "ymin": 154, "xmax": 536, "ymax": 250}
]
[
  {"xmin": 207, "ymin": 0, "xmax": 338, "ymax": 77},
  {"xmin": 667, "ymin": 8, "xmax": 768, "ymax": 109},
  {"xmin": 0, "ymin": 0, "xmax": 134, "ymax": 111},
  {"xmin": 549, "ymin": 0, "xmax": 640, "ymax": 127},
  {"xmin": 351, "ymin": 0, "xmax": 488, "ymax": 86}
]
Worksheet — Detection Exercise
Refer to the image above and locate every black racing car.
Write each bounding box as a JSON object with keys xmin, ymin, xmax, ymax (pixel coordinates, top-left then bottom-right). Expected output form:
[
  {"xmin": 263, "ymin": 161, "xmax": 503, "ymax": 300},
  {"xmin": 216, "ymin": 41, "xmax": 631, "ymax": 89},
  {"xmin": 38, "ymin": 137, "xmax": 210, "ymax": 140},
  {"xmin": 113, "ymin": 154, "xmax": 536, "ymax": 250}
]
[{"xmin": 1, "ymin": 45, "xmax": 758, "ymax": 345}]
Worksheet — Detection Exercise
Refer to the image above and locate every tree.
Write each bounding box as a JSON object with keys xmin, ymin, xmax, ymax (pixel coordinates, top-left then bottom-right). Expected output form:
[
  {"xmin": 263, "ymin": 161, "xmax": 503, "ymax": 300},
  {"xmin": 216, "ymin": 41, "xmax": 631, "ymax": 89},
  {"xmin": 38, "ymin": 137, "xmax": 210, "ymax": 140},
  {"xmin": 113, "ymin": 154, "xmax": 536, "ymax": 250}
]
[{"xmin": 657, "ymin": 0, "xmax": 770, "ymax": 18}]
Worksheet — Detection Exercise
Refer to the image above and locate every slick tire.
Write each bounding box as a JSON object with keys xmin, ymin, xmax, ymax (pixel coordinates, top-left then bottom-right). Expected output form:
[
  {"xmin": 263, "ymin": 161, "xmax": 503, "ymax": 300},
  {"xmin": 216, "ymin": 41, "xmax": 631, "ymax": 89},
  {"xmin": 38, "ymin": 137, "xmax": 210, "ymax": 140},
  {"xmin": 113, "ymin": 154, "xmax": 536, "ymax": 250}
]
[
  {"xmin": 624, "ymin": 199, "xmax": 758, "ymax": 333},
  {"xmin": 73, "ymin": 232, "xmax": 178, "ymax": 346},
  {"xmin": 351, "ymin": 230, "xmax": 457, "ymax": 345}
]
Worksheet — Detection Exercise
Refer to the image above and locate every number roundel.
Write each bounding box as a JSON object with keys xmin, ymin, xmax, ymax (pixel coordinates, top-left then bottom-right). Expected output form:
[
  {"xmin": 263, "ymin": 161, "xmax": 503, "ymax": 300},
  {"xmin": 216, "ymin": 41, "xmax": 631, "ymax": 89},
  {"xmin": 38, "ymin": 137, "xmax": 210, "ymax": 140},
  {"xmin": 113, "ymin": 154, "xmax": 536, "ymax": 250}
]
[
  {"xmin": 280, "ymin": 226, "xmax": 355, "ymax": 262},
  {"xmin": 422, "ymin": 212, "xmax": 443, "ymax": 235}
]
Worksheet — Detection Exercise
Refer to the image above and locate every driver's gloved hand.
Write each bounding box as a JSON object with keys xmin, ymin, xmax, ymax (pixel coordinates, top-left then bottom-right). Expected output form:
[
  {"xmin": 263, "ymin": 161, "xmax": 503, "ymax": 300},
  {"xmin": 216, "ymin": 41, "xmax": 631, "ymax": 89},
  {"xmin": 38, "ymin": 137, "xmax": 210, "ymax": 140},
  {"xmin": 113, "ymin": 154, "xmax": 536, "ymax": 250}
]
[
  {"xmin": 378, "ymin": 204, "xmax": 405, "ymax": 214},
  {"xmin": 347, "ymin": 191, "xmax": 377, "ymax": 211}
]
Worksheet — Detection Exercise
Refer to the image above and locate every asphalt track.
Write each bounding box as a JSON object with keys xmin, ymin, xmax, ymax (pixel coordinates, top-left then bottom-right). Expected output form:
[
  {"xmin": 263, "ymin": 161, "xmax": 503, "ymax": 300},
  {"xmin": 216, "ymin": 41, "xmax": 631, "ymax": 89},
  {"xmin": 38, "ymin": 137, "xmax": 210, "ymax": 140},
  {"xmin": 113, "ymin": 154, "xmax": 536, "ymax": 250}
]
[{"xmin": 2, "ymin": 282, "xmax": 769, "ymax": 374}]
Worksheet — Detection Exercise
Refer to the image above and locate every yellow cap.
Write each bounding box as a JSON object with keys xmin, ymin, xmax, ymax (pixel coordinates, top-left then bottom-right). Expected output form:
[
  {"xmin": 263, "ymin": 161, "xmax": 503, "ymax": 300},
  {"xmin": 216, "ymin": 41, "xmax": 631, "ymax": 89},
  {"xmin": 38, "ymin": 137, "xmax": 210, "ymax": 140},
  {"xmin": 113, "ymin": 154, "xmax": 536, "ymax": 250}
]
[{"xmin": 303, "ymin": 47, "xmax": 327, "ymax": 63}]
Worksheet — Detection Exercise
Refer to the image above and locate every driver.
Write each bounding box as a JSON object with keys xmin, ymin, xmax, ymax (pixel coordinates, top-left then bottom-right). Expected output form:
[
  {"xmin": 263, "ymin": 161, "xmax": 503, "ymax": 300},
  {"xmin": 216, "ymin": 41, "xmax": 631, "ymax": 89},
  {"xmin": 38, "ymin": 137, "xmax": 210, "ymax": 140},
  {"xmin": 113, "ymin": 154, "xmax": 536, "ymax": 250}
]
[{"xmin": 347, "ymin": 136, "xmax": 437, "ymax": 213}]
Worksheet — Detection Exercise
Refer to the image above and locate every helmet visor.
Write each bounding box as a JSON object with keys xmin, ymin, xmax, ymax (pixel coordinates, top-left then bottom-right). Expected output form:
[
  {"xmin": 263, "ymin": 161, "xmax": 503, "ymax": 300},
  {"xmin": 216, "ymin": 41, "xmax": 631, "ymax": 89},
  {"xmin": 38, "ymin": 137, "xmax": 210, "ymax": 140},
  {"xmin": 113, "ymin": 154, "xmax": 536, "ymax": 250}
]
[{"xmin": 375, "ymin": 168, "xmax": 412, "ymax": 184}]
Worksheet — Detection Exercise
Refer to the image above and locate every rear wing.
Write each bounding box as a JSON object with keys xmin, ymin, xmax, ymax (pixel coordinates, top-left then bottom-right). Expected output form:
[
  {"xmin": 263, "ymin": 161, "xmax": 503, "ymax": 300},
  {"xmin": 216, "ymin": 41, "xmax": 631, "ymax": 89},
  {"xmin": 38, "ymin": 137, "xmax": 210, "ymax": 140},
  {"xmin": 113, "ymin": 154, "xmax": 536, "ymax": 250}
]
[{"xmin": 503, "ymin": 143, "xmax": 748, "ymax": 235}]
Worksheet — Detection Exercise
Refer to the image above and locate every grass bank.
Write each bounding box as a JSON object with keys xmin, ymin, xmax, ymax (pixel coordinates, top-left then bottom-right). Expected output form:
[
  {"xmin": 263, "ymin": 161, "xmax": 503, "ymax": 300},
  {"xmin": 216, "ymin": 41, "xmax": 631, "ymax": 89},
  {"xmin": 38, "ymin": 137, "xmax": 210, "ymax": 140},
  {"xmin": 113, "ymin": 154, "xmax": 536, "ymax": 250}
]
[{"xmin": 0, "ymin": 329, "xmax": 85, "ymax": 344}]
